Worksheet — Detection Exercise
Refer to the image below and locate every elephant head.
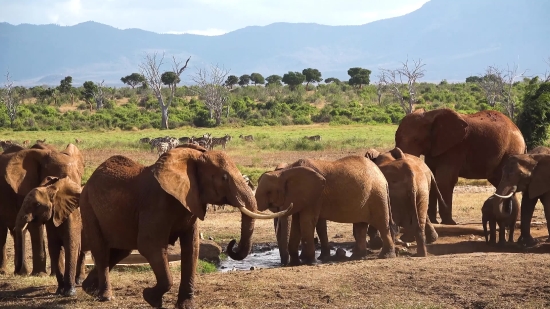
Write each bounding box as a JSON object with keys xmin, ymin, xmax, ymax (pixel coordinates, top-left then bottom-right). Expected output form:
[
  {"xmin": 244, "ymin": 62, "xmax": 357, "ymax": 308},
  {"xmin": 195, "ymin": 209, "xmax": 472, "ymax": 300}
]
[
  {"xmin": 395, "ymin": 108, "xmax": 468, "ymax": 157},
  {"xmin": 492, "ymin": 154, "xmax": 550, "ymax": 216},
  {"xmin": 5, "ymin": 144, "xmax": 85, "ymax": 198},
  {"xmin": 365, "ymin": 147, "xmax": 406, "ymax": 165},
  {"xmin": 14, "ymin": 176, "xmax": 82, "ymax": 272},
  {"xmin": 152, "ymin": 146, "xmax": 290, "ymax": 261}
]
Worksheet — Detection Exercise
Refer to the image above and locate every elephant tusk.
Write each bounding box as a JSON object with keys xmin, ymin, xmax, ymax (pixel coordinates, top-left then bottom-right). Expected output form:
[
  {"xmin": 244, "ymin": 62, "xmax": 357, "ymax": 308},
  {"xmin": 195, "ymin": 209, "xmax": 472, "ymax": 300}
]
[
  {"xmin": 238, "ymin": 203, "xmax": 293, "ymax": 219},
  {"xmin": 493, "ymin": 192, "xmax": 514, "ymax": 199},
  {"xmin": 20, "ymin": 222, "xmax": 28, "ymax": 231}
]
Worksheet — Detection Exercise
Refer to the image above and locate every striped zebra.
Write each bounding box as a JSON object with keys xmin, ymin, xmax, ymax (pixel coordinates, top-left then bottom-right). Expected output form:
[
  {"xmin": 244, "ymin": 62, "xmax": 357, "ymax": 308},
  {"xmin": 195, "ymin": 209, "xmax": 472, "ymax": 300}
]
[
  {"xmin": 239, "ymin": 134, "xmax": 254, "ymax": 142},
  {"xmin": 209, "ymin": 174, "xmax": 255, "ymax": 211},
  {"xmin": 156, "ymin": 142, "xmax": 170, "ymax": 157},
  {"xmin": 210, "ymin": 134, "xmax": 232, "ymax": 150},
  {"xmin": 179, "ymin": 136, "xmax": 191, "ymax": 144},
  {"xmin": 304, "ymin": 135, "xmax": 321, "ymax": 141},
  {"xmin": 192, "ymin": 133, "xmax": 212, "ymax": 149}
]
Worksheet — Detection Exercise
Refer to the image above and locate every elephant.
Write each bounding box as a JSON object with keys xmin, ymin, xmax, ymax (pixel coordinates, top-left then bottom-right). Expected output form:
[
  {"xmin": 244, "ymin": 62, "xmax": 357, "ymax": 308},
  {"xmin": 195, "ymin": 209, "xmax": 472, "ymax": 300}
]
[
  {"xmin": 528, "ymin": 146, "xmax": 550, "ymax": 155},
  {"xmin": 80, "ymin": 144, "xmax": 290, "ymax": 309},
  {"xmin": 256, "ymin": 156, "xmax": 396, "ymax": 266},
  {"xmin": 269, "ymin": 162, "xmax": 332, "ymax": 265},
  {"xmin": 0, "ymin": 143, "xmax": 84, "ymax": 276},
  {"xmin": 481, "ymin": 195, "xmax": 519, "ymax": 245},
  {"xmin": 395, "ymin": 108, "xmax": 525, "ymax": 225},
  {"xmin": 364, "ymin": 147, "xmax": 446, "ymax": 256},
  {"xmin": 492, "ymin": 153, "xmax": 550, "ymax": 246},
  {"xmin": 14, "ymin": 176, "xmax": 87, "ymax": 296}
]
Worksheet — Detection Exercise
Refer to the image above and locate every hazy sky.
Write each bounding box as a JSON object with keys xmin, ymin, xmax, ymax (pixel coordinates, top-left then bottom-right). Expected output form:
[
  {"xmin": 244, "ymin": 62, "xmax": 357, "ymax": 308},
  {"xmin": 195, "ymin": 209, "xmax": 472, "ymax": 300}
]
[{"xmin": 0, "ymin": 0, "xmax": 430, "ymax": 35}]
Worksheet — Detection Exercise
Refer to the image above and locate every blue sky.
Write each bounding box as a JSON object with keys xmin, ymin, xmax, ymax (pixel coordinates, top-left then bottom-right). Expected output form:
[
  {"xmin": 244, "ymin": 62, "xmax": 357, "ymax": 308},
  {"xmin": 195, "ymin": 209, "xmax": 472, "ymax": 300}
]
[{"xmin": 0, "ymin": 0, "xmax": 430, "ymax": 35}]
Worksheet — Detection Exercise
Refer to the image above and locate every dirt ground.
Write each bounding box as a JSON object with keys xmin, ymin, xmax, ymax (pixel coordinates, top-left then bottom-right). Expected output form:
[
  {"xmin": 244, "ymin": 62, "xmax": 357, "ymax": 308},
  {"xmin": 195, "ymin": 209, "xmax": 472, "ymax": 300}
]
[{"xmin": 2, "ymin": 188, "xmax": 550, "ymax": 309}]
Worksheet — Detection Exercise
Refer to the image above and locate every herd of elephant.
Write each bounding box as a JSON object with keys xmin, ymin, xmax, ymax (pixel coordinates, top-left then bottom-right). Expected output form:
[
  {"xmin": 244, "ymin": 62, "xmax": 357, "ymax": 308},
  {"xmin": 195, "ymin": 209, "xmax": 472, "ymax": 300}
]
[{"xmin": 1, "ymin": 108, "xmax": 550, "ymax": 309}]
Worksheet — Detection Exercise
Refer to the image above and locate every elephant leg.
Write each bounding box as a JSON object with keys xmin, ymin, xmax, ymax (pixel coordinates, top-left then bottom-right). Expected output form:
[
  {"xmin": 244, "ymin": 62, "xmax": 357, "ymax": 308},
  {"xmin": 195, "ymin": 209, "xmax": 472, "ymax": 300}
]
[
  {"xmin": 75, "ymin": 250, "xmax": 87, "ymax": 286},
  {"xmin": 369, "ymin": 207, "xmax": 396, "ymax": 259},
  {"xmin": 316, "ymin": 219, "xmax": 330, "ymax": 261},
  {"xmin": 275, "ymin": 216, "xmax": 291, "ymax": 265},
  {"xmin": 541, "ymin": 195, "xmax": 550, "ymax": 242},
  {"xmin": 367, "ymin": 225, "xmax": 382, "ymax": 250},
  {"xmin": 351, "ymin": 222, "xmax": 368, "ymax": 259},
  {"xmin": 425, "ymin": 220, "xmax": 438, "ymax": 244},
  {"xmin": 288, "ymin": 214, "xmax": 302, "ymax": 266},
  {"xmin": 298, "ymin": 211, "xmax": 318, "ymax": 265},
  {"xmin": 28, "ymin": 223, "xmax": 47, "ymax": 276},
  {"xmin": 175, "ymin": 224, "xmax": 199, "ymax": 309},
  {"xmin": 508, "ymin": 218, "xmax": 516, "ymax": 243},
  {"xmin": 489, "ymin": 219, "xmax": 497, "ymax": 245},
  {"xmin": 518, "ymin": 195, "xmax": 538, "ymax": 246},
  {"xmin": 82, "ymin": 219, "xmax": 112, "ymax": 301},
  {"xmin": 13, "ymin": 228, "xmax": 30, "ymax": 275},
  {"xmin": 497, "ymin": 221, "xmax": 507, "ymax": 246},
  {"xmin": 140, "ymin": 246, "xmax": 173, "ymax": 308},
  {"xmin": 0, "ymin": 222, "xmax": 7, "ymax": 275},
  {"xmin": 434, "ymin": 168, "xmax": 458, "ymax": 225},
  {"xmin": 47, "ymin": 238, "xmax": 64, "ymax": 295},
  {"xmin": 61, "ymin": 235, "xmax": 79, "ymax": 297}
]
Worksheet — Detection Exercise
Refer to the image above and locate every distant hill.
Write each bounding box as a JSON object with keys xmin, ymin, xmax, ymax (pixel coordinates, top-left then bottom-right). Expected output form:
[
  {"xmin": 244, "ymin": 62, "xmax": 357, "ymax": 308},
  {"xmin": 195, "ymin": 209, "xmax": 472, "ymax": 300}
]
[{"xmin": 1, "ymin": 0, "xmax": 548, "ymax": 86}]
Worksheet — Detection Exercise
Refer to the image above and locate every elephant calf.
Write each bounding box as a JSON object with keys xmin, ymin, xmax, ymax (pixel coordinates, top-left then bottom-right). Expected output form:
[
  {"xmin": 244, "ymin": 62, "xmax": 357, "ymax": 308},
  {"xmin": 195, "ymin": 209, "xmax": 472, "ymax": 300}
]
[
  {"xmin": 481, "ymin": 195, "xmax": 519, "ymax": 244},
  {"xmin": 365, "ymin": 147, "xmax": 446, "ymax": 256},
  {"xmin": 14, "ymin": 176, "xmax": 87, "ymax": 296}
]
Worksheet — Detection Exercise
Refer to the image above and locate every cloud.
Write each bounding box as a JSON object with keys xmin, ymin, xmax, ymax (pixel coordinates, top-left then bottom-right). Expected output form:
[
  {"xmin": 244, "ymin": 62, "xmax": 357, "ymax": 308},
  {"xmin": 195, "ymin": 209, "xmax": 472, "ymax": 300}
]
[{"xmin": 165, "ymin": 28, "xmax": 228, "ymax": 36}]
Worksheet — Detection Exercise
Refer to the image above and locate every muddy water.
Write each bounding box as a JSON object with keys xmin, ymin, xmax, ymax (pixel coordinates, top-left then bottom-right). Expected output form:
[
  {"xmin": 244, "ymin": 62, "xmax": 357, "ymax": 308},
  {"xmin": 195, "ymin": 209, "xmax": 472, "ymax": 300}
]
[{"xmin": 219, "ymin": 248, "xmax": 352, "ymax": 272}]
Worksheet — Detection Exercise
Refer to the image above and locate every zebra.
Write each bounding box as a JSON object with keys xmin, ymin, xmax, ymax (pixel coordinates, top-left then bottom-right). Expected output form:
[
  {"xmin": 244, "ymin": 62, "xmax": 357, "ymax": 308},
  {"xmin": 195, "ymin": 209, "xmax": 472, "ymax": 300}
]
[
  {"xmin": 179, "ymin": 136, "xmax": 191, "ymax": 144},
  {"xmin": 209, "ymin": 174, "xmax": 255, "ymax": 211},
  {"xmin": 139, "ymin": 137, "xmax": 151, "ymax": 144},
  {"xmin": 193, "ymin": 133, "xmax": 212, "ymax": 149},
  {"xmin": 210, "ymin": 134, "xmax": 232, "ymax": 150},
  {"xmin": 156, "ymin": 142, "xmax": 170, "ymax": 157},
  {"xmin": 304, "ymin": 135, "xmax": 321, "ymax": 141},
  {"xmin": 239, "ymin": 134, "xmax": 254, "ymax": 142},
  {"xmin": 0, "ymin": 140, "xmax": 14, "ymax": 151}
]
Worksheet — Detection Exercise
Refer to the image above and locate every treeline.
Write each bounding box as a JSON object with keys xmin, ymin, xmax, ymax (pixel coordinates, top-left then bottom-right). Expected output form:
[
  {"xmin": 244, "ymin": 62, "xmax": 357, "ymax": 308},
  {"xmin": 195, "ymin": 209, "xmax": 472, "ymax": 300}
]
[{"xmin": 0, "ymin": 74, "xmax": 547, "ymax": 135}]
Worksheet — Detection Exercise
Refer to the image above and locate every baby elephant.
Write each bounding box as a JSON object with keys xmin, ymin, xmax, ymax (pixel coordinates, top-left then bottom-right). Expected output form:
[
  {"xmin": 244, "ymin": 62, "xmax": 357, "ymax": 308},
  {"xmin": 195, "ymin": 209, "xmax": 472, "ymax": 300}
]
[
  {"xmin": 14, "ymin": 176, "xmax": 86, "ymax": 297},
  {"xmin": 481, "ymin": 195, "xmax": 519, "ymax": 244}
]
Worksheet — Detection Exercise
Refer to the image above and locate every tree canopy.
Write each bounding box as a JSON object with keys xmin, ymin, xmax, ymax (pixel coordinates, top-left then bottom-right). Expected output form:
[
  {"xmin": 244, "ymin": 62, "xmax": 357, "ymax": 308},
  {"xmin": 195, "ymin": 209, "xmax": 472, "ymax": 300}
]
[
  {"xmin": 225, "ymin": 75, "xmax": 239, "ymax": 89},
  {"xmin": 347, "ymin": 67, "xmax": 371, "ymax": 88},
  {"xmin": 324, "ymin": 77, "xmax": 340, "ymax": 84},
  {"xmin": 302, "ymin": 68, "xmax": 323, "ymax": 87},
  {"xmin": 517, "ymin": 79, "xmax": 550, "ymax": 150},
  {"xmin": 121, "ymin": 73, "xmax": 146, "ymax": 88},
  {"xmin": 161, "ymin": 71, "xmax": 181, "ymax": 86},
  {"xmin": 58, "ymin": 76, "xmax": 73, "ymax": 94},
  {"xmin": 282, "ymin": 71, "xmax": 305, "ymax": 90},
  {"xmin": 239, "ymin": 74, "xmax": 251, "ymax": 87},
  {"xmin": 266, "ymin": 75, "xmax": 282, "ymax": 86},
  {"xmin": 250, "ymin": 73, "xmax": 265, "ymax": 85}
]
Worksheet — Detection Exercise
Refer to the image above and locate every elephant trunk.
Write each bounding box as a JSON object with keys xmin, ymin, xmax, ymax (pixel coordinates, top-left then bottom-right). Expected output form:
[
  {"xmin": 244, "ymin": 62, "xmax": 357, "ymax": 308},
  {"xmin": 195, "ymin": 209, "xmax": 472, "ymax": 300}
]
[
  {"xmin": 226, "ymin": 179, "xmax": 258, "ymax": 261},
  {"xmin": 274, "ymin": 216, "xmax": 291, "ymax": 265},
  {"xmin": 492, "ymin": 184, "xmax": 516, "ymax": 216},
  {"xmin": 14, "ymin": 216, "xmax": 30, "ymax": 274}
]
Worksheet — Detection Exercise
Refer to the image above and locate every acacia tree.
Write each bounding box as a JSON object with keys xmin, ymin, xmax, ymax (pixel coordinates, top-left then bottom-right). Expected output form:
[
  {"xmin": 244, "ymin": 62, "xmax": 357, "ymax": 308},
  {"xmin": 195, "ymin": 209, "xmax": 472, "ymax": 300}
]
[
  {"xmin": 82, "ymin": 80, "xmax": 106, "ymax": 111},
  {"xmin": 302, "ymin": 68, "xmax": 322, "ymax": 88},
  {"xmin": 379, "ymin": 58, "xmax": 425, "ymax": 114},
  {"xmin": 347, "ymin": 67, "xmax": 371, "ymax": 88},
  {"xmin": 324, "ymin": 77, "xmax": 340, "ymax": 84},
  {"xmin": 139, "ymin": 52, "xmax": 190, "ymax": 129},
  {"xmin": 265, "ymin": 75, "xmax": 282, "ymax": 86},
  {"xmin": 192, "ymin": 64, "xmax": 230, "ymax": 126},
  {"xmin": 58, "ymin": 76, "xmax": 77, "ymax": 105},
  {"xmin": 282, "ymin": 71, "xmax": 305, "ymax": 91},
  {"xmin": 121, "ymin": 73, "xmax": 146, "ymax": 89},
  {"xmin": 238, "ymin": 74, "xmax": 251, "ymax": 87},
  {"xmin": 250, "ymin": 73, "xmax": 265, "ymax": 85},
  {"xmin": 225, "ymin": 75, "xmax": 239, "ymax": 89},
  {"xmin": 0, "ymin": 72, "xmax": 20, "ymax": 127}
]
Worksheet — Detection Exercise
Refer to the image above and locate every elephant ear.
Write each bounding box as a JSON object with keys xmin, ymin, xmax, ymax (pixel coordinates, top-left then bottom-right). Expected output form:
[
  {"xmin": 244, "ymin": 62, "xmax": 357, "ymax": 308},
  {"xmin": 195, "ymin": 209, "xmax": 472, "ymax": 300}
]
[
  {"xmin": 278, "ymin": 166, "xmax": 326, "ymax": 215},
  {"xmin": 5, "ymin": 149, "xmax": 46, "ymax": 196},
  {"xmin": 430, "ymin": 110, "xmax": 468, "ymax": 157},
  {"xmin": 364, "ymin": 149, "xmax": 380, "ymax": 161},
  {"xmin": 39, "ymin": 176, "xmax": 59, "ymax": 187},
  {"xmin": 528, "ymin": 156, "xmax": 550, "ymax": 199},
  {"xmin": 50, "ymin": 177, "xmax": 82, "ymax": 227},
  {"xmin": 152, "ymin": 147, "xmax": 205, "ymax": 220},
  {"xmin": 61, "ymin": 144, "xmax": 85, "ymax": 181}
]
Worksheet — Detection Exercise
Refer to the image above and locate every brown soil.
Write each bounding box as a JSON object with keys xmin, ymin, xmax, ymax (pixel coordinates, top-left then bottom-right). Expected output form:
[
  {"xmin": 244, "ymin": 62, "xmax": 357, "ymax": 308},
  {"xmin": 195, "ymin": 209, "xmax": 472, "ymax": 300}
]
[{"xmin": 1, "ymin": 189, "xmax": 550, "ymax": 308}]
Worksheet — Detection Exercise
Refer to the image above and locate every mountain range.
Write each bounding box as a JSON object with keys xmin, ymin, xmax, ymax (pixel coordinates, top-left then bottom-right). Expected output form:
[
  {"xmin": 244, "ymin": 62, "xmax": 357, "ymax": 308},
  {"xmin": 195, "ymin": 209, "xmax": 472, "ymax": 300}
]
[{"xmin": 1, "ymin": 0, "xmax": 549, "ymax": 86}]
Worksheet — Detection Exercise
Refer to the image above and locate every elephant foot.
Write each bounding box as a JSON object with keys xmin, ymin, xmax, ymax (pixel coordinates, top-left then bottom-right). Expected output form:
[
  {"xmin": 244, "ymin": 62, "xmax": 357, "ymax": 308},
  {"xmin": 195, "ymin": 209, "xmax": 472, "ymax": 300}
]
[
  {"xmin": 288, "ymin": 257, "xmax": 301, "ymax": 266},
  {"xmin": 75, "ymin": 276, "xmax": 84, "ymax": 286},
  {"xmin": 143, "ymin": 287, "xmax": 163, "ymax": 308},
  {"xmin": 317, "ymin": 251, "xmax": 331, "ymax": 261},
  {"xmin": 440, "ymin": 219, "xmax": 457, "ymax": 225},
  {"xmin": 0, "ymin": 268, "xmax": 6, "ymax": 275},
  {"xmin": 350, "ymin": 250, "xmax": 368, "ymax": 260},
  {"xmin": 378, "ymin": 247, "xmax": 396, "ymax": 259},
  {"xmin": 426, "ymin": 231, "xmax": 438, "ymax": 244},
  {"xmin": 62, "ymin": 286, "xmax": 77, "ymax": 297},
  {"xmin": 518, "ymin": 235, "xmax": 538, "ymax": 247},
  {"xmin": 14, "ymin": 264, "xmax": 30, "ymax": 276},
  {"xmin": 300, "ymin": 257, "xmax": 317, "ymax": 265},
  {"xmin": 55, "ymin": 286, "xmax": 63, "ymax": 295},
  {"xmin": 368, "ymin": 236, "xmax": 383, "ymax": 250},
  {"xmin": 176, "ymin": 298, "xmax": 196, "ymax": 309},
  {"xmin": 97, "ymin": 294, "xmax": 114, "ymax": 302},
  {"xmin": 82, "ymin": 275, "xmax": 99, "ymax": 297},
  {"xmin": 428, "ymin": 217, "xmax": 439, "ymax": 224}
]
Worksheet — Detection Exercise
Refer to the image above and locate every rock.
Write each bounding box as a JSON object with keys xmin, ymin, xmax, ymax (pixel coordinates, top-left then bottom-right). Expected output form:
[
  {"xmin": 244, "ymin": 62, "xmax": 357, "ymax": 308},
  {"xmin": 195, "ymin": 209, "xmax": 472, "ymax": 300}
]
[
  {"xmin": 335, "ymin": 248, "xmax": 347, "ymax": 259},
  {"xmin": 208, "ymin": 236, "xmax": 214, "ymax": 241},
  {"xmin": 250, "ymin": 266, "xmax": 259, "ymax": 271},
  {"xmin": 199, "ymin": 239, "xmax": 222, "ymax": 263}
]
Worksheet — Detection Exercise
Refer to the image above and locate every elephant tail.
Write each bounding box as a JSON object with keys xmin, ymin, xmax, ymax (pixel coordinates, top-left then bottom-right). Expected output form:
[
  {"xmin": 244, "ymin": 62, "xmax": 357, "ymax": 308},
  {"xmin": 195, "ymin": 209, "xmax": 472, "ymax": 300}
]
[
  {"xmin": 482, "ymin": 213, "xmax": 489, "ymax": 243},
  {"xmin": 386, "ymin": 183, "xmax": 397, "ymax": 242},
  {"xmin": 430, "ymin": 172, "xmax": 448, "ymax": 214}
]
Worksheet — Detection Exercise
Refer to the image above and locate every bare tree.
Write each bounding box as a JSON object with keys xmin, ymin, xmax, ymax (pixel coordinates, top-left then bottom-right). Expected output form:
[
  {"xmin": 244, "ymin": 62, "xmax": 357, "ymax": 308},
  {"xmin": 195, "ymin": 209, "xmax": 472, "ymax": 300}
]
[
  {"xmin": 500, "ymin": 63, "xmax": 527, "ymax": 120},
  {"xmin": 374, "ymin": 81, "xmax": 385, "ymax": 105},
  {"xmin": 92, "ymin": 80, "xmax": 106, "ymax": 110},
  {"xmin": 191, "ymin": 64, "xmax": 230, "ymax": 126},
  {"xmin": 0, "ymin": 72, "xmax": 20, "ymax": 127},
  {"xmin": 477, "ymin": 66, "xmax": 503, "ymax": 107},
  {"xmin": 544, "ymin": 57, "xmax": 550, "ymax": 82},
  {"xmin": 379, "ymin": 58, "xmax": 426, "ymax": 114},
  {"xmin": 164, "ymin": 56, "xmax": 191, "ymax": 110}
]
